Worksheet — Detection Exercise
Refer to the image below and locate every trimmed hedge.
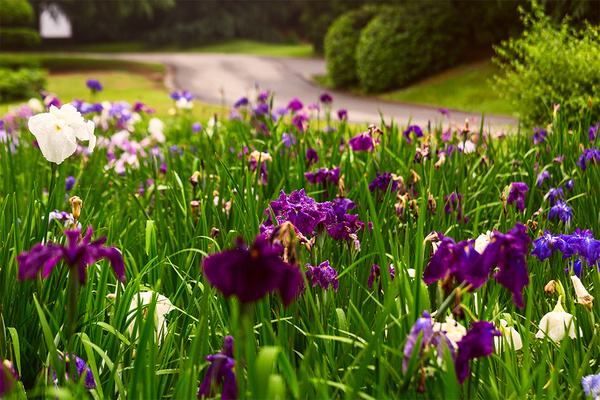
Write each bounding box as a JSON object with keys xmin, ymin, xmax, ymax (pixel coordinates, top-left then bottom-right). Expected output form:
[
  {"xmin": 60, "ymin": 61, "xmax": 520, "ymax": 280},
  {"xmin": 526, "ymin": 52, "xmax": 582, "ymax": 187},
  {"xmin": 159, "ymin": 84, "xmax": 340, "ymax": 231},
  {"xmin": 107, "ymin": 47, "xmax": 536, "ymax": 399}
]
[
  {"xmin": 324, "ymin": 6, "xmax": 379, "ymax": 88},
  {"xmin": 355, "ymin": 2, "xmax": 466, "ymax": 93},
  {"xmin": 0, "ymin": 27, "xmax": 41, "ymax": 49},
  {"xmin": 0, "ymin": 0, "xmax": 34, "ymax": 27},
  {"xmin": 0, "ymin": 67, "xmax": 46, "ymax": 102}
]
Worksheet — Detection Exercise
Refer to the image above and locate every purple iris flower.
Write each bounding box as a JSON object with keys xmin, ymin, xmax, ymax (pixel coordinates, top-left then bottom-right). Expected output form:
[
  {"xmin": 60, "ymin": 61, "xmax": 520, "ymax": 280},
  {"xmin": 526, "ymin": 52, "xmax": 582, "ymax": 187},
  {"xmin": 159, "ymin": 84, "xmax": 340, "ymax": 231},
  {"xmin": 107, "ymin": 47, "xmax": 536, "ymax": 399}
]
[
  {"xmin": 292, "ymin": 113, "xmax": 308, "ymax": 132},
  {"xmin": 17, "ymin": 227, "xmax": 125, "ymax": 284},
  {"xmin": 438, "ymin": 108, "xmax": 450, "ymax": 117},
  {"xmin": 480, "ymin": 223, "xmax": 531, "ymax": 308},
  {"xmin": 444, "ymin": 192, "xmax": 466, "ymax": 223},
  {"xmin": 507, "ymin": 182, "xmax": 529, "ymax": 212},
  {"xmin": 306, "ymin": 148, "xmax": 319, "ymax": 166},
  {"xmin": 65, "ymin": 176, "xmax": 76, "ymax": 192},
  {"xmin": 282, "ymin": 132, "xmax": 296, "ymax": 148},
  {"xmin": 402, "ymin": 311, "xmax": 454, "ymax": 373},
  {"xmin": 257, "ymin": 91, "xmax": 270, "ymax": 103},
  {"xmin": 581, "ymin": 374, "xmax": 600, "ymax": 399},
  {"xmin": 202, "ymin": 236, "xmax": 303, "ymax": 305},
  {"xmin": 305, "ymin": 167, "xmax": 340, "ymax": 185},
  {"xmin": 305, "ymin": 260, "xmax": 338, "ymax": 291},
  {"xmin": 170, "ymin": 90, "xmax": 194, "ymax": 101},
  {"xmin": 273, "ymin": 107, "xmax": 288, "ymax": 121},
  {"xmin": 337, "ymin": 109, "xmax": 348, "ymax": 121},
  {"xmin": 233, "ymin": 97, "xmax": 249, "ymax": 108},
  {"xmin": 320, "ymin": 92, "xmax": 333, "ymax": 104},
  {"xmin": 198, "ymin": 336, "xmax": 237, "ymax": 400},
  {"xmin": 0, "ymin": 359, "xmax": 18, "ymax": 397},
  {"xmin": 532, "ymin": 127, "xmax": 547, "ymax": 145},
  {"xmin": 565, "ymin": 179, "xmax": 574, "ymax": 191},
  {"xmin": 368, "ymin": 263, "xmax": 395, "ymax": 289},
  {"xmin": 569, "ymin": 257, "xmax": 584, "ymax": 277},
  {"xmin": 403, "ymin": 125, "xmax": 424, "ymax": 143},
  {"xmin": 532, "ymin": 231, "xmax": 570, "ymax": 261},
  {"xmin": 253, "ymin": 103, "xmax": 269, "ymax": 117},
  {"xmin": 192, "ymin": 122, "xmax": 202, "ymax": 133},
  {"xmin": 368, "ymin": 172, "xmax": 398, "ymax": 193},
  {"xmin": 348, "ymin": 132, "xmax": 375, "ymax": 152},
  {"xmin": 577, "ymin": 147, "xmax": 600, "ymax": 170},
  {"xmin": 454, "ymin": 321, "xmax": 500, "ymax": 383},
  {"xmin": 589, "ymin": 124, "xmax": 599, "ymax": 142},
  {"xmin": 51, "ymin": 353, "xmax": 96, "ymax": 389},
  {"xmin": 548, "ymin": 200, "xmax": 572, "ymax": 224},
  {"xmin": 565, "ymin": 228, "xmax": 600, "ymax": 265},
  {"xmin": 546, "ymin": 187, "xmax": 564, "ymax": 205},
  {"xmin": 86, "ymin": 79, "xmax": 102, "ymax": 93},
  {"xmin": 287, "ymin": 97, "xmax": 304, "ymax": 113},
  {"xmin": 536, "ymin": 170, "xmax": 550, "ymax": 187},
  {"xmin": 423, "ymin": 235, "xmax": 488, "ymax": 290}
]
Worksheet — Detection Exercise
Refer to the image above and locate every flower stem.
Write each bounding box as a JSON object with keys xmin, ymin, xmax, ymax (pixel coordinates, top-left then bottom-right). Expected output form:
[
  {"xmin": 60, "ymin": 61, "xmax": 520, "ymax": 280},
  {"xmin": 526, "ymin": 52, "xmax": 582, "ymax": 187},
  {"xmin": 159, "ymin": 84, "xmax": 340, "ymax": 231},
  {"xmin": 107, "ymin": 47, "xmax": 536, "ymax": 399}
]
[
  {"xmin": 432, "ymin": 282, "xmax": 468, "ymax": 319},
  {"xmin": 66, "ymin": 266, "xmax": 80, "ymax": 383},
  {"xmin": 42, "ymin": 163, "xmax": 58, "ymax": 242}
]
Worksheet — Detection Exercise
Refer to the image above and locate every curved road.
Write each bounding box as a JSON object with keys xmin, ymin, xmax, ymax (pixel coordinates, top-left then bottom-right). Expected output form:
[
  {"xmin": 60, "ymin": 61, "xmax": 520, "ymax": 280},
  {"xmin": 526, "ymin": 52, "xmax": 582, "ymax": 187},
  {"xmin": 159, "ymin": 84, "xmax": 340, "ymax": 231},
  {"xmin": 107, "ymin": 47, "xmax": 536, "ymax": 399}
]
[{"xmin": 98, "ymin": 53, "xmax": 516, "ymax": 129}]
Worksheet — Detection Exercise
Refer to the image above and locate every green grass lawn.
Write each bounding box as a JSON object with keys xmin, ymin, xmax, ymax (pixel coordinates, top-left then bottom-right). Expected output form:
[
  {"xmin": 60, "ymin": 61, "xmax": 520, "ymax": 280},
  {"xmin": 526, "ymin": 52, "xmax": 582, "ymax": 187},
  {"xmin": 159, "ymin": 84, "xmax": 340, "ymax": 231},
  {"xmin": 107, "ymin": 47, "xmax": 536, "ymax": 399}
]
[
  {"xmin": 0, "ymin": 53, "xmax": 223, "ymax": 119},
  {"xmin": 37, "ymin": 39, "xmax": 315, "ymax": 58},
  {"xmin": 380, "ymin": 61, "xmax": 514, "ymax": 115}
]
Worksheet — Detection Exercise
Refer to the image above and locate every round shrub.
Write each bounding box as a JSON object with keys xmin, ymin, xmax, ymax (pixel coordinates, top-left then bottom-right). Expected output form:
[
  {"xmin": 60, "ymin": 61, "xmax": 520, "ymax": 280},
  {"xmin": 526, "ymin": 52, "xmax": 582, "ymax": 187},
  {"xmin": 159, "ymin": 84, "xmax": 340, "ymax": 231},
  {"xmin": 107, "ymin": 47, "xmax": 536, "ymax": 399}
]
[
  {"xmin": 356, "ymin": 2, "xmax": 466, "ymax": 93},
  {"xmin": 324, "ymin": 6, "xmax": 379, "ymax": 88},
  {"xmin": 0, "ymin": 67, "xmax": 46, "ymax": 102},
  {"xmin": 0, "ymin": 0, "xmax": 34, "ymax": 27},
  {"xmin": 0, "ymin": 27, "xmax": 41, "ymax": 49}
]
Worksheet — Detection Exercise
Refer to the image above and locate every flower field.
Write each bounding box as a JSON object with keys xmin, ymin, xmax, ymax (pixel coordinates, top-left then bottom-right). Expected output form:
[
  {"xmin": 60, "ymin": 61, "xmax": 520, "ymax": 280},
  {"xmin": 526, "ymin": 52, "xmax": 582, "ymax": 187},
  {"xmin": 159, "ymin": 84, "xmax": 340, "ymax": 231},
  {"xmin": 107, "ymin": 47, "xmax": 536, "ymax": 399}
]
[{"xmin": 0, "ymin": 85, "xmax": 599, "ymax": 399}]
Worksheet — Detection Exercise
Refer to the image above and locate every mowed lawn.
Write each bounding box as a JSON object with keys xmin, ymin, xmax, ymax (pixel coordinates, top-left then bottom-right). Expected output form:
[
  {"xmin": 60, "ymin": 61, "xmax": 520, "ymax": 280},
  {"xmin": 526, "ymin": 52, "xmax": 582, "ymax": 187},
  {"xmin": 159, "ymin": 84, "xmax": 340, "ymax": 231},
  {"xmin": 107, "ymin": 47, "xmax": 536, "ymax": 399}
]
[{"xmin": 381, "ymin": 60, "xmax": 514, "ymax": 116}]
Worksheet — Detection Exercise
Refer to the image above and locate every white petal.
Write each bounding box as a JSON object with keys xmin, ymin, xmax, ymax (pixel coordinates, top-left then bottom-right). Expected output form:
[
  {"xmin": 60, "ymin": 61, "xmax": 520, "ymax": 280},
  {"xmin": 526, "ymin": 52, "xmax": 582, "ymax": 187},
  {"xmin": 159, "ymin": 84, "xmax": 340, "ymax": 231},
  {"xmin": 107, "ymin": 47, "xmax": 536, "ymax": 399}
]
[{"xmin": 28, "ymin": 113, "xmax": 77, "ymax": 164}]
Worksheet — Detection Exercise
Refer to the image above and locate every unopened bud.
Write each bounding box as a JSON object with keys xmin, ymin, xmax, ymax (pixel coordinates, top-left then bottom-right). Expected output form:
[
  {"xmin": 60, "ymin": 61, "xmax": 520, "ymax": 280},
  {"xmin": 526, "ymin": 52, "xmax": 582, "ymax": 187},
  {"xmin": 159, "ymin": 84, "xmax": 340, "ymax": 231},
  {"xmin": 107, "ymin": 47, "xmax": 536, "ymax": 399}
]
[
  {"xmin": 69, "ymin": 196, "xmax": 82, "ymax": 221},
  {"xmin": 544, "ymin": 280, "xmax": 557, "ymax": 295},
  {"xmin": 190, "ymin": 171, "xmax": 200, "ymax": 187}
]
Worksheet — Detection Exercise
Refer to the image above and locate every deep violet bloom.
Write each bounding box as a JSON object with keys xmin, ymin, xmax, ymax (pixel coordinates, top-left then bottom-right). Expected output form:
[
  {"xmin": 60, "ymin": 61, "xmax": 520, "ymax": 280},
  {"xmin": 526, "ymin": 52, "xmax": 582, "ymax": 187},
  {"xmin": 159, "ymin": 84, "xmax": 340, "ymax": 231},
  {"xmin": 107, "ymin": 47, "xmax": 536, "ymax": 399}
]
[
  {"xmin": 438, "ymin": 108, "xmax": 449, "ymax": 117},
  {"xmin": 546, "ymin": 187, "xmax": 564, "ymax": 205},
  {"xmin": 403, "ymin": 125, "xmax": 424, "ymax": 143},
  {"xmin": 17, "ymin": 227, "xmax": 125, "ymax": 284},
  {"xmin": 532, "ymin": 127, "xmax": 547, "ymax": 145},
  {"xmin": 287, "ymin": 97, "xmax": 304, "ymax": 112},
  {"xmin": 233, "ymin": 97, "xmax": 249, "ymax": 108},
  {"xmin": 65, "ymin": 175, "xmax": 76, "ymax": 192},
  {"xmin": 577, "ymin": 147, "xmax": 600, "ymax": 170},
  {"xmin": 306, "ymin": 147, "xmax": 319, "ymax": 166},
  {"xmin": 198, "ymin": 336, "xmax": 237, "ymax": 400},
  {"xmin": 348, "ymin": 132, "xmax": 375, "ymax": 152},
  {"xmin": 506, "ymin": 182, "xmax": 529, "ymax": 212},
  {"xmin": 570, "ymin": 257, "xmax": 584, "ymax": 277},
  {"xmin": 549, "ymin": 200, "xmax": 572, "ymax": 224},
  {"xmin": 454, "ymin": 321, "xmax": 500, "ymax": 383},
  {"xmin": 565, "ymin": 228, "xmax": 600, "ymax": 265},
  {"xmin": 202, "ymin": 236, "xmax": 303, "ymax": 305},
  {"xmin": 536, "ymin": 170, "xmax": 550, "ymax": 187},
  {"xmin": 86, "ymin": 79, "xmax": 102, "ymax": 93},
  {"xmin": 305, "ymin": 260, "xmax": 338, "ymax": 291},
  {"xmin": 368, "ymin": 172, "xmax": 398, "ymax": 193},
  {"xmin": 444, "ymin": 192, "xmax": 466, "ymax": 223},
  {"xmin": 0, "ymin": 359, "xmax": 18, "ymax": 397},
  {"xmin": 531, "ymin": 231, "xmax": 570, "ymax": 261},
  {"xmin": 368, "ymin": 263, "xmax": 395, "ymax": 289},
  {"xmin": 337, "ymin": 109, "xmax": 348, "ymax": 121},
  {"xmin": 292, "ymin": 113, "xmax": 309, "ymax": 132},
  {"xmin": 257, "ymin": 91, "xmax": 270, "ymax": 103},
  {"xmin": 305, "ymin": 167, "xmax": 340, "ymax": 185},
  {"xmin": 480, "ymin": 223, "xmax": 531, "ymax": 308},
  {"xmin": 253, "ymin": 103, "xmax": 269, "ymax": 117},
  {"xmin": 565, "ymin": 179, "xmax": 575, "ymax": 191},
  {"xmin": 423, "ymin": 235, "xmax": 488, "ymax": 290},
  {"xmin": 51, "ymin": 353, "xmax": 96, "ymax": 389},
  {"xmin": 402, "ymin": 311, "xmax": 453, "ymax": 373},
  {"xmin": 320, "ymin": 92, "xmax": 333, "ymax": 104},
  {"xmin": 589, "ymin": 124, "xmax": 599, "ymax": 142}
]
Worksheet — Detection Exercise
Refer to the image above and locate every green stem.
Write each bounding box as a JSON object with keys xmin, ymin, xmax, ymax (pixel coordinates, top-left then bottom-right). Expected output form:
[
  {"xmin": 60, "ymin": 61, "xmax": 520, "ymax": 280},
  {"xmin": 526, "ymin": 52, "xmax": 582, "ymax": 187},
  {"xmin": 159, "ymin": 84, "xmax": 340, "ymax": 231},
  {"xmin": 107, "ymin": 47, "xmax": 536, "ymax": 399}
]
[
  {"xmin": 42, "ymin": 163, "xmax": 58, "ymax": 242},
  {"xmin": 66, "ymin": 266, "xmax": 80, "ymax": 384},
  {"xmin": 432, "ymin": 282, "xmax": 468, "ymax": 320}
]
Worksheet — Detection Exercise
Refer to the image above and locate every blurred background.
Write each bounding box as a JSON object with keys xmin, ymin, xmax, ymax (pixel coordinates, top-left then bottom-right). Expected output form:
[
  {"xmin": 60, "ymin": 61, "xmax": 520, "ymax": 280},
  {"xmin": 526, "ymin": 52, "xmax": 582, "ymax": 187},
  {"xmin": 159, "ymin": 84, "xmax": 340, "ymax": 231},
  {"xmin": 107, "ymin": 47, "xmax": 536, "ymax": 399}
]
[{"xmin": 1, "ymin": 0, "xmax": 599, "ymax": 126}]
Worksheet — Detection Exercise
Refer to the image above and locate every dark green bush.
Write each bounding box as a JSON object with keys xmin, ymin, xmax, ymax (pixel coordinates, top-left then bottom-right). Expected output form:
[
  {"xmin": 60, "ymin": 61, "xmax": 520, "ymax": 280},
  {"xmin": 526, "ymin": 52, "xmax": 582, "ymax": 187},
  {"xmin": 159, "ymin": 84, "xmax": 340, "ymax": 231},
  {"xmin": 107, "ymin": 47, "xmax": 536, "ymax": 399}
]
[
  {"xmin": 0, "ymin": 27, "xmax": 41, "ymax": 49},
  {"xmin": 324, "ymin": 6, "xmax": 378, "ymax": 88},
  {"xmin": 0, "ymin": 0, "xmax": 34, "ymax": 27},
  {"xmin": 0, "ymin": 67, "xmax": 46, "ymax": 102},
  {"xmin": 356, "ymin": 2, "xmax": 467, "ymax": 93},
  {"xmin": 494, "ymin": 8, "xmax": 600, "ymax": 126}
]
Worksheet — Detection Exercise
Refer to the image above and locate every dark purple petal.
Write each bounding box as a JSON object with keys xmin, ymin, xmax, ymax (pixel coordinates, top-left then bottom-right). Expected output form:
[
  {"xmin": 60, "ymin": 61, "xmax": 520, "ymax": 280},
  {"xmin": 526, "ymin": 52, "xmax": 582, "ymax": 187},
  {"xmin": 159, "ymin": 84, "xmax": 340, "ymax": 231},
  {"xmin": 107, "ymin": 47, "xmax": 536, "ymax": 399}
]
[{"xmin": 454, "ymin": 321, "xmax": 500, "ymax": 383}]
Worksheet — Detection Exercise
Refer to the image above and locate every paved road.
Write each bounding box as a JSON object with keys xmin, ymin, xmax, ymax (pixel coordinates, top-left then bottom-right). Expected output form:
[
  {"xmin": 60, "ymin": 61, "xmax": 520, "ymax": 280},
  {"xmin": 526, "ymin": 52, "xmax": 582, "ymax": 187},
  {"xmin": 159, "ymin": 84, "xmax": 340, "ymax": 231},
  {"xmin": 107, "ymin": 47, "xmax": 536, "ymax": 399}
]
[{"xmin": 94, "ymin": 53, "xmax": 517, "ymax": 130}]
